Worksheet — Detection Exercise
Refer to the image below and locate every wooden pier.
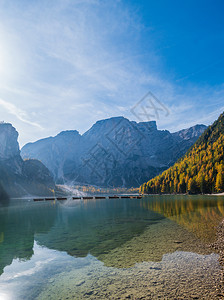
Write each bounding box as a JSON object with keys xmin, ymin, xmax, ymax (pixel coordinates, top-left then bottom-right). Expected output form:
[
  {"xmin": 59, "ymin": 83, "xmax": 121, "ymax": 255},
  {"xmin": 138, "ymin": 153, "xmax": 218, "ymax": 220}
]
[{"xmin": 33, "ymin": 194, "xmax": 142, "ymax": 202}]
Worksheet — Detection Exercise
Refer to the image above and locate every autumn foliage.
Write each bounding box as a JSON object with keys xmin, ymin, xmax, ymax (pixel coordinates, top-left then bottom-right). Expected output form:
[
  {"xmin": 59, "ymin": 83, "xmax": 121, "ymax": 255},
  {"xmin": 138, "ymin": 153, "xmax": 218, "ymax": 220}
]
[{"xmin": 140, "ymin": 112, "xmax": 224, "ymax": 194}]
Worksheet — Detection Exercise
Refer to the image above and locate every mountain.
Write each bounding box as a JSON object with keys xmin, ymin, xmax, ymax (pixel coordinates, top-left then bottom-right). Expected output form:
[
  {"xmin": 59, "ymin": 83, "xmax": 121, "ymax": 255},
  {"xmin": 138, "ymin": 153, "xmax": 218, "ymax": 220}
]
[
  {"xmin": 21, "ymin": 117, "xmax": 206, "ymax": 188},
  {"xmin": 140, "ymin": 112, "xmax": 224, "ymax": 194},
  {"xmin": 0, "ymin": 122, "xmax": 55, "ymax": 197}
]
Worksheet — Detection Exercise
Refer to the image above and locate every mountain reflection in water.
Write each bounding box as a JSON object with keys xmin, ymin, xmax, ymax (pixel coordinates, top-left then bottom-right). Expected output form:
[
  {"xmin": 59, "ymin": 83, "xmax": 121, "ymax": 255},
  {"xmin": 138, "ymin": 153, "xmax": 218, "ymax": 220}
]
[{"xmin": 0, "ymin": 195, "xmax": 224, "ymax": 274}]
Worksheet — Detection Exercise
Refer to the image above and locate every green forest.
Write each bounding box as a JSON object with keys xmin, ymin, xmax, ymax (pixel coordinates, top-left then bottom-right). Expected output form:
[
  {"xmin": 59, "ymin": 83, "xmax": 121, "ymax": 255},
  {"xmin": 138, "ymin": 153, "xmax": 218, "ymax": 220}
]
[{"xmin": 140, "ymin": 112, "xmax": 224, "ymax": 195}]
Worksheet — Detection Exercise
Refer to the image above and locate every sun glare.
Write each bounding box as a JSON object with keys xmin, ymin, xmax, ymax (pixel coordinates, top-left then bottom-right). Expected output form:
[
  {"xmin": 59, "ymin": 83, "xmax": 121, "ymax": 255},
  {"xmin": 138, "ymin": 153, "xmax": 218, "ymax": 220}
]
[{"xmin": 0, "ymin": 42, "xmax": 9, "ymax": 78}]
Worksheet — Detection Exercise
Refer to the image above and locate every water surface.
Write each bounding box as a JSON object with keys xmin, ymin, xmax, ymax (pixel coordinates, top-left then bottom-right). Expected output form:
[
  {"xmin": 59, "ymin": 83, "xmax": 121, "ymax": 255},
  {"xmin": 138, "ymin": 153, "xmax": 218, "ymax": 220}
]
[{"xmin": 0, "ymin": 195, "xmax": 224, "ymax": 299}]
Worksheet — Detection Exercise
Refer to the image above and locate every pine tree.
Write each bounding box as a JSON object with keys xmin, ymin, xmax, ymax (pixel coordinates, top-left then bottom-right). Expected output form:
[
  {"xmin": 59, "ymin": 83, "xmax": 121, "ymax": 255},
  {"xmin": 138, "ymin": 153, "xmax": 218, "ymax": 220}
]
[
  {"xmin": 140, "ymin": 112, "xmax": 224, "ymax": 195},
  {"xmin": 215, "ymin": 166, "xmax": 224, "ymax": 192}
]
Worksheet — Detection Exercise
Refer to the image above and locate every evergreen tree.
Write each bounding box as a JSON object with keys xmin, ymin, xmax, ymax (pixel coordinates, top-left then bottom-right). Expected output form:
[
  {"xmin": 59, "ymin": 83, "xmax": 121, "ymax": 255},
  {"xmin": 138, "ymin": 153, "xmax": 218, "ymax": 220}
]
[
  {"xmin": 140, "ymin": 112, "xmax": 224, "ymax": 195},
  {"xmin": 215, "ymin": 166, "xmax": 224, "ymax": 192}
]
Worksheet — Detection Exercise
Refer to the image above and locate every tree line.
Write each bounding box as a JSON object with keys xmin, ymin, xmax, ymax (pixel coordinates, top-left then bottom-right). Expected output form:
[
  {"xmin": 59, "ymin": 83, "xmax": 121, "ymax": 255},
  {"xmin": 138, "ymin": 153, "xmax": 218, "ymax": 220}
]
[{"xmin": 140, "ymin": 112, "xmax": 224, "ymax": 194}]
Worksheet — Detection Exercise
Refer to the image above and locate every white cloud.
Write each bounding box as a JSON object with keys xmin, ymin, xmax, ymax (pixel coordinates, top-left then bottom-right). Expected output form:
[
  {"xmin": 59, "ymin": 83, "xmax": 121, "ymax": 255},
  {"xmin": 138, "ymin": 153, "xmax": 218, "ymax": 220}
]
[
  {"xmin": 0, "ymin": 98, "xmax": 43, "ymax": 129},
  {"xmin": 0, "ymin": 0, "xmax": 223, "ymax": 146}
]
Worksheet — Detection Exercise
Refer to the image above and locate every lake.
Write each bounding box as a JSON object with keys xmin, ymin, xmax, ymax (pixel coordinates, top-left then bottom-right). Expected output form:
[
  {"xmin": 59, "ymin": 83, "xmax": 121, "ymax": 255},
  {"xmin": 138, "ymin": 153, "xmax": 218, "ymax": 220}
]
[{"xmin": 0, "ymin": 195, "xmax": 224, "ymax": 299}]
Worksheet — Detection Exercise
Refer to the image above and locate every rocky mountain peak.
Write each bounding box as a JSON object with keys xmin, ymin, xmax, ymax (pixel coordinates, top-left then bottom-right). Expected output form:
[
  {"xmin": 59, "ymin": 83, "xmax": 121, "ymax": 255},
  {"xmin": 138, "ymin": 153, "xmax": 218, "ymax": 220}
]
[
  {"xmin": 173, "ymin": 124, "xmax": 207, "ymax": 140},
  {"xmin": 0, "ymin": 122, "xmax": 55, "ymax": 197},
  {"xmin": 0, "ymin": 122, "xmax": 20, "ymax": 160},
  {"xmin": 57, "ymin": 130, "xmax": 80, "ymax": 137},
  {"xmin": 21, "ymin": 117, "xmax": 207, "ymax": 187},
  {"xmin": 136, "ymin": 121, "xmax": 157, "ymax": 132}
]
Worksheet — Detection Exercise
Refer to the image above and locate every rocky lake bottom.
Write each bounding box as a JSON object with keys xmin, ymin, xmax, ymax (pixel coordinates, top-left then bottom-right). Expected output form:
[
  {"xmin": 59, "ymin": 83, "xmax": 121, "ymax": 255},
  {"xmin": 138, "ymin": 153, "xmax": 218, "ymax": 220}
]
[{"xmin": 0, "ymin": 195, "xmax": 224, "ymax": 299}]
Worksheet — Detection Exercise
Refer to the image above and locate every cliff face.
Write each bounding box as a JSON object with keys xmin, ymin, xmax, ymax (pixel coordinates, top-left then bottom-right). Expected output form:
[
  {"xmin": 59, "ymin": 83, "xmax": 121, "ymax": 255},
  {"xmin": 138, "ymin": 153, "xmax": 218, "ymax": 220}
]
[
  {"xmin": 22, "ymin": 130, "xmax": 81, "ymax": 182},
  {"xmin": 21, "ymin": 117, "xmax": 206, "ymax": 188},
  {"xmin": 0, "ymin": 123, "xmax": 20, "ymax": 159},
  {"xmin": 0, "ymin": 123, "xmax": 55, "ymax": 197}
]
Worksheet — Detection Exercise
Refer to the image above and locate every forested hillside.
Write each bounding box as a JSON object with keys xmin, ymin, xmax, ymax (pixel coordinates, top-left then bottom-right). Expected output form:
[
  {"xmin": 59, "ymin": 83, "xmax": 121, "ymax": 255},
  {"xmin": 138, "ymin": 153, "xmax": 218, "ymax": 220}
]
[{"xmin": 140, "ymin": 112, "xmax": 224, "ymax": 194}]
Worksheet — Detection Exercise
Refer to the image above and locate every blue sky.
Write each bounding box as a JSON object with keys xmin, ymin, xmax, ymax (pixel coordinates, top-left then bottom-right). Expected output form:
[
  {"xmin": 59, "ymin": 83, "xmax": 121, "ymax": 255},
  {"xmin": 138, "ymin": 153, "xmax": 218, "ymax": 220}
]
[{"xmin": 0, "ymin": 0, "xmax": 223, "ymax": 146}]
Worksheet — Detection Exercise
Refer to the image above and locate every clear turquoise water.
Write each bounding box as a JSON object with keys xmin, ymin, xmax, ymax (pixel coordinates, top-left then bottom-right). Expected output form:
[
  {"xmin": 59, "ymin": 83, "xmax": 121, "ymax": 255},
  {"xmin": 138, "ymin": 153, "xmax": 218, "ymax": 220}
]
[{"xmin": 0, "ymin": 195, "xmax": 224, "ymax": 299}]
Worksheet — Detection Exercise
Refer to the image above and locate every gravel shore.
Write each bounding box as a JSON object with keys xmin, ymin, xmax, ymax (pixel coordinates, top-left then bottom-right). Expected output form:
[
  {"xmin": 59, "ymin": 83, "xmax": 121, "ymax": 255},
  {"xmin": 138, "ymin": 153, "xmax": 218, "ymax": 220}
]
[{"xmin": 210, "ymin": 219, "xmax": 224, "ymax": 298}]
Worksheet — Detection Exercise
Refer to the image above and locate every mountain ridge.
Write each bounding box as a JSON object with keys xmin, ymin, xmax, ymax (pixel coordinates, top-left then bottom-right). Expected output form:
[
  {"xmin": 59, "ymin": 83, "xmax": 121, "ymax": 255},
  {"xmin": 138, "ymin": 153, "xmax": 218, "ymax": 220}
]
[{"xmin": 21, "ymin": 117, "xmax": 207, "ymax": 188}]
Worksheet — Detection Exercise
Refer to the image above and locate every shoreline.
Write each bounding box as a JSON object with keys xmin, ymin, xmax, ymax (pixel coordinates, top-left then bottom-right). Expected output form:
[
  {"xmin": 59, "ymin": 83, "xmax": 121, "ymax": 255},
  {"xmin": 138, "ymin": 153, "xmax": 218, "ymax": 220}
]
[
  {"xmin": 142, "ymin": 193, "xmax": 224, "ymax": 196},
  {"xmin": 210, "ymin": 219, "xmax": 224, "ymax": 297},
  {"xmin": 211, "ymin": 192, "xmax": 224, "ymax": 196}
]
